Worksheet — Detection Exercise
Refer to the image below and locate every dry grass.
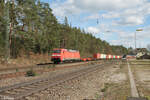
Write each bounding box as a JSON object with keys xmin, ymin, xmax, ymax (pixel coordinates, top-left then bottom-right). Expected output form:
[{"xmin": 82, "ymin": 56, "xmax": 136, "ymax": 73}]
[
  {"xmin": 129, "ymin": 59, "xmax": 150, "ymax": 65},
  {"xmin": 130, "ymin": 60, "xmax": 150, "ymax": 97},
  {"xmin": 96, "ymin": 63, "xmax": 131, "ymax": 100},
  {"xmin": 0, "ymin": 53, "xmax": 51, "ymax": 69}
]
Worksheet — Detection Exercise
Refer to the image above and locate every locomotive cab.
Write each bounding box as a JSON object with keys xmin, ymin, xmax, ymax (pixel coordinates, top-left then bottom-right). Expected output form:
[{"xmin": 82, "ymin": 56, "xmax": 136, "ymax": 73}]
[
  {"xmin": 51, "ymin": 49, "xmax": 63, "ymax": 64},
  {"xmin": 51, "ymin": 48, "xmax": 80, "ymax": 64}
]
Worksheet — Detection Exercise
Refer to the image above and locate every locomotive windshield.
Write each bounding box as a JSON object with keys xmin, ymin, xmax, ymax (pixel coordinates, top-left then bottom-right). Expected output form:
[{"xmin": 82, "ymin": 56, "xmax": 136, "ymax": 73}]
[{"xmin": 53, "ymin": 50, "xmax": 61, "ymax": 53}]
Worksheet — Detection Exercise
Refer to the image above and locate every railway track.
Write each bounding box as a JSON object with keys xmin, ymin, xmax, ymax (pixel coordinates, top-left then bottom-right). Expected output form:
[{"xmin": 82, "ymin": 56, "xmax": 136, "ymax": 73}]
[
  {"xmin": 0, "ymin": 60, "xmax": 122, "ymax": 79},
  {"xmin": 0, "ymin": 61, "xmax": 99, "ymax": 79},
  {"xmin": 0, "ymin": 61, "xmax": 85, "ymax": 74},
  {"xmin": 0, "ymin": 62, "xmax": 113, "ymax": 100},
  {"xmin": 0, "ymin": 60, "xmax": 121, "ymax": 73}
]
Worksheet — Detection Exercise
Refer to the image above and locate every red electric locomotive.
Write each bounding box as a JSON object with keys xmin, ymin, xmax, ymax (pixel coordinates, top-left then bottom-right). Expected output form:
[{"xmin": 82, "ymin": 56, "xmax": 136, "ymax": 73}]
[{"xmin": 51, "ymin": 48, "xmax": 80, "ymax": 64}]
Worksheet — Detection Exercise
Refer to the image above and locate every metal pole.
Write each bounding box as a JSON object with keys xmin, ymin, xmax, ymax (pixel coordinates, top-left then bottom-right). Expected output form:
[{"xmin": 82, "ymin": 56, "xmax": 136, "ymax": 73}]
[{"xmin": 135, "ymin": 31, "xmax": 136, "ymax": 49}]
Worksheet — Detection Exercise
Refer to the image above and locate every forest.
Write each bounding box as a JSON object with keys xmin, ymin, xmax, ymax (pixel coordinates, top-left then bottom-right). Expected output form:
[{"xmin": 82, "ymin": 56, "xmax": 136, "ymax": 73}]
[{"xmin": 0, "ymin": 0, "xmax": 128, "ymax": 59}]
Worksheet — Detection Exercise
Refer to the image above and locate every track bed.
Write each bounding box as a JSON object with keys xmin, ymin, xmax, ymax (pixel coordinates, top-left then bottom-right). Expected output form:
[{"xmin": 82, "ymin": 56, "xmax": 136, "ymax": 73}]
[{"xmin": 0, "ymin": 62, "xmax": 112, "ymax": 100}]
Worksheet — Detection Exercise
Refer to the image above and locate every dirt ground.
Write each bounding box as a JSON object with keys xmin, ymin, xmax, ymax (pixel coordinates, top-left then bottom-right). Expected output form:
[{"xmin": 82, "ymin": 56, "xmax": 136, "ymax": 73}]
[
  {"xmin": 0, "ymin": 63, "xmax": 93, "ymax": 88},
  {"xmin": 0, "ymin": 61, "xmax": 135, "ymax": 100},
  {"xmin": 130, "ymin": 60, "xmax": 150, "ymax": 98},
  {"xmin": 97, "ymin": 62, "xmax": 131, "ymax": 100},
  {"xmin": 0, "ymin": 53, "xmax": 51, "ymax": 69},
  {"xmin": 24, "ymin": 61, "xmax": 131, "ymax": 100}
]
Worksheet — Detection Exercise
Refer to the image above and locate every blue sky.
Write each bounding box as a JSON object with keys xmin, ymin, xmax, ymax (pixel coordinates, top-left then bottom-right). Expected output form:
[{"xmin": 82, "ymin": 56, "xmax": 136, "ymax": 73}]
[{"xmin": 42, "ymin": 0, "xmax": 150, "ymax": 48}]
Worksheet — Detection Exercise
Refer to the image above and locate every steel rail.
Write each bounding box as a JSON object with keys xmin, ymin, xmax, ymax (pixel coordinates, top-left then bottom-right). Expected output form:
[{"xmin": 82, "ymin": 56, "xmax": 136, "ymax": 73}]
[{"xmin": 0, "ymin": 62, "xmax": 111, "ymax": 100}]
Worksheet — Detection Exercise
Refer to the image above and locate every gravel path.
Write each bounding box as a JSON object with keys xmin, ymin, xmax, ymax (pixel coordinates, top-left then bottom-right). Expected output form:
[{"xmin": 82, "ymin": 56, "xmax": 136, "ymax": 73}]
[
  {"xmin": 127, "ymin": 61, "xmax": 139, "ymax": 97},
  {"xmin": 131, "ymin": 62, "xmax": 150, "ymax": 97}
]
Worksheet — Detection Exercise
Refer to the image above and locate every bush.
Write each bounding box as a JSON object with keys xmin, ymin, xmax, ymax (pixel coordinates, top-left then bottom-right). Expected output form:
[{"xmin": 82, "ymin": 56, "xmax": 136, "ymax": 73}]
[
  {"xmin": 16, "ymin": 68, "xmax": 19, "ymax": 72},
  {"xmin": 146, "ymin": 96, "xmax": 150, "ymax": 100},
  {"xmin": 101, "ymin": 83, "xmax": 111, "ymax": 92},
  {"xmin": 26, "ymin": 69, "xmax": 36, "ymax": 77},
  {"xmin": 48, "ymin": 64, "xmax": 55, "ymax": 68}
]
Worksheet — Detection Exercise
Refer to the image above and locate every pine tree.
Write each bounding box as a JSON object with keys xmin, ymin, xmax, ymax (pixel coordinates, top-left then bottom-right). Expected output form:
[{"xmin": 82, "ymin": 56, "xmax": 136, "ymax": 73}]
[{"xmin": 0, "ymin": 0, "xmax": 128, "ymax": 59}]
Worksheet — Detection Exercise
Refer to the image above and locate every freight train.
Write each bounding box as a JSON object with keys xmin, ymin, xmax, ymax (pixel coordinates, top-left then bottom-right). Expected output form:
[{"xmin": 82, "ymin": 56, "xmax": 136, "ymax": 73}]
[{"xmin": 51, "ymin": 48, "xmax": 122, "ymax": 64}]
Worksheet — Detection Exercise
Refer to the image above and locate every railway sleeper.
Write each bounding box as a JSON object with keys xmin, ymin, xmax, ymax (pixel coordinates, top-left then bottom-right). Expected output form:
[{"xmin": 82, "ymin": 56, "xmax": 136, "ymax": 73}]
[
  {"xmin": 0, "ymin": 92, "xmax": 15, "ymax": 98},
  {"xmin": 0, "ymin": 64, "xmax": 107, "ymax": 99},
  {"xmin": 11, "ymin": 89, "xmax": 28, "ymax": 93},
  {"xmin": 19, "ymin": 87, "xmax": 34, "ymax": 90}
]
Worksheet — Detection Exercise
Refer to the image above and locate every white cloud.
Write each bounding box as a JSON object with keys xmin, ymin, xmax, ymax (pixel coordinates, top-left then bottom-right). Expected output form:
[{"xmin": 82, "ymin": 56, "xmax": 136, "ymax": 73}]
[
  {"xmin": 102, "ymin": 12, "xmax": 120, "ymax": 19},
  {"xmin": 51, "ymin": 0, "xmax": 148, "ymax": 16},
  {"xmin": 110, "ymin": 27, "xmax": 150, "ymax": 48},
  {"xmin": 74, "ymin": 0, "xmax": 145, "ymax": 12},
  {"xmin": 86, "ymin": 23, "xmax": 114, "ymax": 34},
  {"xmin": 51, "ymin": 0, "xmax": 150, "ymax": 26},
  {"xmin": 83, "ymin": 1, "xmax": 150, "ymax": 26},
  {"xmin": 85, "ymin": 13, "xmax": 101, "ymax": 20},
  {"xmin": 85, "ymin": 24, "xmax": 150, "ymax": 48},
  {"xmin": 50, "ymin": 0, "xmax": 150, "ymax": 48},
  {"xmin": 114, "ymin": 16, "xmax": 144, "ymax": 26},
  {"xmin": 51, "ymin": 0, "xmax": 81, "ymax": 17},
  {"xmin": 87, "ymin": 27, "xmax": 100, "ymax": 33}
]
